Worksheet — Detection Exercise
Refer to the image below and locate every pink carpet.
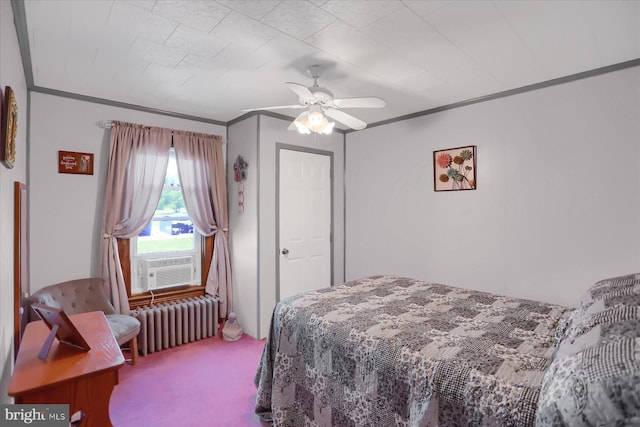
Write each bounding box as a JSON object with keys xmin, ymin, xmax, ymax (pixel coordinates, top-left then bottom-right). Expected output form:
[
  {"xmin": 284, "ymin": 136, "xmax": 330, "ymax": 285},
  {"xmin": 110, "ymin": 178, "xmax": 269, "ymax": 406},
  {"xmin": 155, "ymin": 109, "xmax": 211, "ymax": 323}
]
[{"xmin": 110, "ymin": 333, "xmax": 270, "ymax": 426}]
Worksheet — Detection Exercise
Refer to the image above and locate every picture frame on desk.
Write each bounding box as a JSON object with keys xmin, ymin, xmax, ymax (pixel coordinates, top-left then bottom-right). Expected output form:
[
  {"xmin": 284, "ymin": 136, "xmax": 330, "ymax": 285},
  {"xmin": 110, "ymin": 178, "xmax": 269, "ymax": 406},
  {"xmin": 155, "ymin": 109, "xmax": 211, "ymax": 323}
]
[{"xmin": 31, "ymin": 303, "xmax": 91, "ymax": 359}]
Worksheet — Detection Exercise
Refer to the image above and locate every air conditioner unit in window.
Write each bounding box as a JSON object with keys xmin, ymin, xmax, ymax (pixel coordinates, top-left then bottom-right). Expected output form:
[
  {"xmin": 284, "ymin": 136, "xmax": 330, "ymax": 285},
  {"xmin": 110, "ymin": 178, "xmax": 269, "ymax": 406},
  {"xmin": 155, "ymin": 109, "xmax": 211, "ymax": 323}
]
[{"xmin": 139, "ymin": 256, "xmax": 194, "ymax": 291}]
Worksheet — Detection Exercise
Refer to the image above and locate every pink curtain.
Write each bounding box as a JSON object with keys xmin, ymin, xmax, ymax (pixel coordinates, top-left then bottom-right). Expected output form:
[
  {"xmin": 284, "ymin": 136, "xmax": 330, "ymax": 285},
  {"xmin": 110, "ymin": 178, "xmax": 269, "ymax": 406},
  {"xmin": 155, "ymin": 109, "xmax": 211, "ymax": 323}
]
[
  {"xmin": 173, "ymin": 131, "xmax": 232, "ymax": 317},
  {"xmin": 99, "ymin": 121, "xmax": 172, "ymax": 313}
]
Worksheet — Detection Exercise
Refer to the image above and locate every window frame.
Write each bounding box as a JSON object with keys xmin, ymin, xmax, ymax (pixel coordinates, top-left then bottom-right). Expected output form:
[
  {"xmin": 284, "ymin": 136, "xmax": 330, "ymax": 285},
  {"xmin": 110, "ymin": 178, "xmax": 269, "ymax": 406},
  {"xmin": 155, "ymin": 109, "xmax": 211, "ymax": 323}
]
[
  {"xmin": 118, "ymin": 147, "xmax": 214, "ymax": 309},
  {"xmin": 129, "ymin": 224, "xmax": 202, "ymax": 295},
  {"xmin": 118, "ymin": 236, "xmax": 214, "ymax": 309}
]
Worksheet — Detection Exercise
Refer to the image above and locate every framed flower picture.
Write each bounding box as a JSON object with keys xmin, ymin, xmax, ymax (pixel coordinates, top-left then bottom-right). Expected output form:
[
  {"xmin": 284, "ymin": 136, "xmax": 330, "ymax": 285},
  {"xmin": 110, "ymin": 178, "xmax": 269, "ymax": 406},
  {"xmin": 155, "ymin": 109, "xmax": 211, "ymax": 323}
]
[
  {"xmin": 433, "ymin": 145, "xmax": 476, "ymax": 191},
  {"xmin": 1, "ymin": 86, "xmax": 18, "ymax": 169}
]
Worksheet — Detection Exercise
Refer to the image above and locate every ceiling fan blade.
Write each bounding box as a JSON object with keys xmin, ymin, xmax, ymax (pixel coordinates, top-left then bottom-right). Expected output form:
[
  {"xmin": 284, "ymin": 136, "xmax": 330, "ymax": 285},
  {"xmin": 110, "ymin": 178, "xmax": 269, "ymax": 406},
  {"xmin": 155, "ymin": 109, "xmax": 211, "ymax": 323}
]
[
  {"xmin": 241, "ymin": 104, "xmax": 306, "ymax": 112},
  {"xmin": 324, "ymin": 108, "xmax": 367, "ymax": 130},
  {"xmin": 285, "ymin": 82, "xmax": 315, "ymax": 102},
  {"xmin": 332, "ymin": 97, "xmax": 386, "ymax": 109}
]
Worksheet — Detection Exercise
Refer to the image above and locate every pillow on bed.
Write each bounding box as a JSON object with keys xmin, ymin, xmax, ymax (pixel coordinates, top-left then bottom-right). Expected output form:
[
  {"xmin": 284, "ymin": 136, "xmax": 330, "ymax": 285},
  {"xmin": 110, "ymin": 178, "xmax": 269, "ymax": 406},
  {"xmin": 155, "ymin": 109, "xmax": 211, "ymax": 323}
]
[
  {"xmin": 535, "ymin": 274, "xmax": 640, "ymax": 426},
  {"xmin": 553, "ymin": 273, "xmax": 640, "ymax": 342}
]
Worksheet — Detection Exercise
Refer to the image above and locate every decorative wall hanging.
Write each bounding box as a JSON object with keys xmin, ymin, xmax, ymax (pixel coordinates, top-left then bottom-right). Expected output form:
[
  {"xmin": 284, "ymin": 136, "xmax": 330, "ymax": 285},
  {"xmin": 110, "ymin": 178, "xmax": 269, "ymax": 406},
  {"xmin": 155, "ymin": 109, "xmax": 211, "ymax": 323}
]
[
  {"xmin": 58, "ymin": 150, "xmax": 94, "ymax": 175},
  {"xmin": 233, "ymin": 155, "xmax": 248, "ymax": 213},
  {"xmin": 434, "ymin": 145, "xmax": 476, "ymax": 191},
  {"xmin": 1, "ymin": 86, "xmax": 18, "ymax": 168}
]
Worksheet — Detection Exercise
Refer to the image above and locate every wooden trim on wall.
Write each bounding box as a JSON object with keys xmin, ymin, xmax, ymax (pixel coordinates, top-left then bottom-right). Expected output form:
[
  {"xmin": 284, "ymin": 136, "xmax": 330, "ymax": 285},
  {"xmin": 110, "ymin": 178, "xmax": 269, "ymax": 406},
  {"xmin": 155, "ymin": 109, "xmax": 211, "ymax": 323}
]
[
  {"xmin": 129, "ymin": 286, "xmax": 205, "ymax": 310},
  {"xmin": 202, "ymin": 235, "xmax": 214, "ymax": 285},
  {"xmin": 117, "ymin": 235, "xmax": 215, "ymax": 309},
  {"xmin": 117, "ymin": 238, "xmax": 131, "ymax": 297},
  {"xmin": 14, "ymin": 181, "xmax": 28, "ymax": 360}
]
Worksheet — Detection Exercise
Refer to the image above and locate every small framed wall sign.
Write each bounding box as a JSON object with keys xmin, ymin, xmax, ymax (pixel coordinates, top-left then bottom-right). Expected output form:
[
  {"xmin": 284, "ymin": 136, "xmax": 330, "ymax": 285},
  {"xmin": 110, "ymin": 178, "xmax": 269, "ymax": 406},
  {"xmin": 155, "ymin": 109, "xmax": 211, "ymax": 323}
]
[
  {"xmin": 58, "ymin": 150, "xmax": 94, "ymax": 175},
  {"xmin": 434, "ymin": 145, "xmax": 476, "ymax": 191}
]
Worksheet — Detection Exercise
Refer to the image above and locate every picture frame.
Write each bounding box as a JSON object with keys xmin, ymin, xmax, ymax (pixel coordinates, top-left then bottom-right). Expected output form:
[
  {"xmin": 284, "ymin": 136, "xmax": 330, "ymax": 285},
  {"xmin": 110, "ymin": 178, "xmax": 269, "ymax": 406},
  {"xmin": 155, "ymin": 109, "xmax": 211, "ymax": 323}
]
[
  {"xmin": 433, "ymin": 145, "xmax": 477, "ymax": 192},
  {"xmin": 58, "ymin": 150, "xmax": 94, "ymax": 175},
  {"xmin": 31, "ymin": 303, "xmax": 91, "ymax": 359},
  {"xmin": 1, "ymin": 86, "xmax": 18, "ymax": 169}
]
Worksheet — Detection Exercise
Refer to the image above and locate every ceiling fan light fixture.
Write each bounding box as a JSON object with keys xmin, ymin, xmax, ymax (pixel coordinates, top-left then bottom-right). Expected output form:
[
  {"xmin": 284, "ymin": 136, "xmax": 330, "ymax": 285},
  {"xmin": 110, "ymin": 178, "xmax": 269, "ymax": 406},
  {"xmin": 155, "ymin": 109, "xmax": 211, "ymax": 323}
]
[
  {"xmin": 320, "ymin": 120, "xmax": 335, "ymax": 135},
  {"xmin": 294, "ymin": 120, "xmax": 312, "ymax": 134},
  {"xmin": 308, "ymin": 109, "xmax": 324, "ymax": 127},
  {"xmin": 294, "ymin": 107, "xmax": 334, "ymax": 135}
]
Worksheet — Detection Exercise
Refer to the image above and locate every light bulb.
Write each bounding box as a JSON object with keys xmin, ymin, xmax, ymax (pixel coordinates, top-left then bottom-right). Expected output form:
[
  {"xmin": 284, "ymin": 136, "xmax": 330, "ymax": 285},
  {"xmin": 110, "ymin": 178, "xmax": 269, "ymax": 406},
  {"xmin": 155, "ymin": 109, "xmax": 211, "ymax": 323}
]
[{"xmin": 308, "ymin": 111, "xmax": 324, "ymax": 127}]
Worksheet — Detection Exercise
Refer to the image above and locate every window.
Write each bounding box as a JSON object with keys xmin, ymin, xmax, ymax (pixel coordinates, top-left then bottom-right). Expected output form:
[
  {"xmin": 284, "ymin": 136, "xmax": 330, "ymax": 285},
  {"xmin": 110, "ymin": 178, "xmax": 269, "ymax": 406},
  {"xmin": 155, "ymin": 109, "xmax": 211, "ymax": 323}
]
[{"xmin": 130, "ymin": 148, "xmax": 201, "ymax": 295}]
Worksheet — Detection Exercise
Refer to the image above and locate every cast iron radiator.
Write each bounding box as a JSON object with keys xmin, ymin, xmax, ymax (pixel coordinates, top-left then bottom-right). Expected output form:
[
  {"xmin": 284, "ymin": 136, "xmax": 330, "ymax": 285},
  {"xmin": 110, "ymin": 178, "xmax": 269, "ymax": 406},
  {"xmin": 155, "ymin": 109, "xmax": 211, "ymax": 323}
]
[{"xmin": 134, "ymin": 295, "xmax": 219, "ymax": 356}]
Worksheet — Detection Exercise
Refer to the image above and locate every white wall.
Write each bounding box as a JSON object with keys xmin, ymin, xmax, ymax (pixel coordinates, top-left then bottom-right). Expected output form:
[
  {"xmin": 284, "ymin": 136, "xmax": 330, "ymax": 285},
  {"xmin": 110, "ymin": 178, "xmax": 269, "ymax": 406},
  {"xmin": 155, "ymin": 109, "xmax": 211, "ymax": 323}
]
[
  {"xmin": 28, "ymin": 93, "xmax": 225, "ymax": 293},
  {"xmin": 346, "ymin": 67, "xmax": 640, "ymax": 307},
  {"xmin": 227, "ymin": 116, "xmax": 259, "ymax": 338},
  {"xmin": 0, "ymin": 0, "xmax": 28, "ymax": 402}
]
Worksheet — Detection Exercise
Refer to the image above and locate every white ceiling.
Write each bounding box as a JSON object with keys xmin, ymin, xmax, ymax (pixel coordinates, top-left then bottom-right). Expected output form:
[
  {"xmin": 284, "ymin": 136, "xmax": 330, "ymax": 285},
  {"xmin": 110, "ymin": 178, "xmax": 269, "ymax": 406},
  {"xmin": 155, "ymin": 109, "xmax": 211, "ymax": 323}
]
[{"xmin": 21, "ymin": 0, "xmax": 640, "ymax": 128}]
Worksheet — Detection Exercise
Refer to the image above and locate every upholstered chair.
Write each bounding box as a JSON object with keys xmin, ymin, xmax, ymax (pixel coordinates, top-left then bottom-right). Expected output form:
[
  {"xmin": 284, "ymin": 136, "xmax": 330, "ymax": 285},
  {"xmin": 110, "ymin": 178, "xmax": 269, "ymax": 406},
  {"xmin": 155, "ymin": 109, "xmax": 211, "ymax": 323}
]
[{"xmin": 28, "ymin": 278, "xmax": 140, "ymax": 365}]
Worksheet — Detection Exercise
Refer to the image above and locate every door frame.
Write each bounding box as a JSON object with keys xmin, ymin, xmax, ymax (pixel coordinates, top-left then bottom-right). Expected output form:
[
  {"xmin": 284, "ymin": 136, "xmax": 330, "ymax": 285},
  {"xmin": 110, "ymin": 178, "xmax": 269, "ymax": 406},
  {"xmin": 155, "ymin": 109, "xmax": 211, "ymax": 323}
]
[
  {"xmin": 14, "ymin": 181, "xmax": 28, "ymax": 360},
  {"xmin": 276, "ymin": 143, "xmax": 334, "ymax": 303}
]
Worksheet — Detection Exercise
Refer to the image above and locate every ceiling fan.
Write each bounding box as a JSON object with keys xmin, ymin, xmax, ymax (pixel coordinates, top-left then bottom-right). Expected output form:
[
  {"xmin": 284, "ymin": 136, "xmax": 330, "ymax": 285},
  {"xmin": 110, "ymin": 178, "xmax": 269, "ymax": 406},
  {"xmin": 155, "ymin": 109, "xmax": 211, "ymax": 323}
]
[{"xmin": 241, "ymin": 65, "xmax": 386, "ymax": 134}]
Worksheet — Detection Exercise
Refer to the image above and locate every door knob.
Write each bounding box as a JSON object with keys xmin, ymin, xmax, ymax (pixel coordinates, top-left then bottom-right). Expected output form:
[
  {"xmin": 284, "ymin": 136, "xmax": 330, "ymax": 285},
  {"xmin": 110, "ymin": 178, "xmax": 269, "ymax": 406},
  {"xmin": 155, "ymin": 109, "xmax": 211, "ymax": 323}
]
[{"xmin": 281, "ymin": 248, "xmax": 289, "ymax": 255}]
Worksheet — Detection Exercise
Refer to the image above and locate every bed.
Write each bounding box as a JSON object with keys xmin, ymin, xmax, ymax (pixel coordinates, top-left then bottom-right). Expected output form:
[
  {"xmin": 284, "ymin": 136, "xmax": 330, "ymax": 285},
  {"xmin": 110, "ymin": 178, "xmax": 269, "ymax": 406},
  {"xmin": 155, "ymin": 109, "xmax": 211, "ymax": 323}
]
[{"xmin": 254, "ymin": 274, "xmax": 640, "ymax": 426}]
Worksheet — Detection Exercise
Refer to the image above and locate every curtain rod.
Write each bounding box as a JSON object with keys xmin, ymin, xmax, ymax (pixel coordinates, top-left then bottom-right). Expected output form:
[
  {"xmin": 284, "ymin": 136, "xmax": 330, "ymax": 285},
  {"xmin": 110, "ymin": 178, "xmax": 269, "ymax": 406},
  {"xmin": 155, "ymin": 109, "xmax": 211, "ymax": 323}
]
[
  {"xmin": 96, "ymin": 120, "xmax": 113, "ymax": 129},
  {"xmin": 95, "ymin": 120, "xmax": 226, "ymax": 143}
]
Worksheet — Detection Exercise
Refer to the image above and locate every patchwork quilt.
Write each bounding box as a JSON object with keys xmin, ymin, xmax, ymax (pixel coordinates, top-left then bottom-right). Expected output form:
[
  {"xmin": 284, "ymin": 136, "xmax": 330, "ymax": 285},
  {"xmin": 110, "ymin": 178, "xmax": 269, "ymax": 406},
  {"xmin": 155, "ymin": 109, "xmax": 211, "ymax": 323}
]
[
  {"xmin": 535, "ymin": 273, "xmax": 640, "ymax": 426},
  {"xmin": 255, "ymin": 275, "xmax": 569, "ymax": 426}
]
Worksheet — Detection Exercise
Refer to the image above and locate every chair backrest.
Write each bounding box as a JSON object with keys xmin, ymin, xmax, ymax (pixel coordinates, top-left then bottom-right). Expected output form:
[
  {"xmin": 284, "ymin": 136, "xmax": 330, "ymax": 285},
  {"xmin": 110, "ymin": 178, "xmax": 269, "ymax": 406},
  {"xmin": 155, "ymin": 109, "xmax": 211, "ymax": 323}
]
[{"xmin": 28, "ymin": 278, "xmax": 116, "ymax": 321}]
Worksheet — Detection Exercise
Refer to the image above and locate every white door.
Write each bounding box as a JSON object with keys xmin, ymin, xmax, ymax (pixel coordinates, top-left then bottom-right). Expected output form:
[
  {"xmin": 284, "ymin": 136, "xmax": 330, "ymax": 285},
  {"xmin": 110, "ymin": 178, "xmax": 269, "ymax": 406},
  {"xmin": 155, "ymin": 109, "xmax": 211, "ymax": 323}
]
[{"xmin": 278, "ymin": 148, "xmax": 332, "ymax": 301}]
